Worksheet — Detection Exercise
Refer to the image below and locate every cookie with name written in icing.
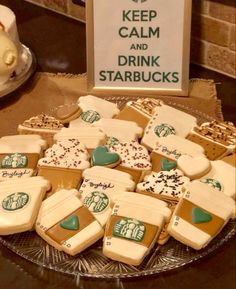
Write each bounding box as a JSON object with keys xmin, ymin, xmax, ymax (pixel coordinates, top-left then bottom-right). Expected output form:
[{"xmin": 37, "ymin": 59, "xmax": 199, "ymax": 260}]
[
  {"xmin": 18, "ymin": 114, "xmax": 64, "ymax": 146},
  {"xmin": 79, "ymin": 166, "xmax": 135, "ymax": 226},
  {"xmin": 186, "ymin": 121, "xmax": 236, "ymax": 160},
  {"xmin": 115, "ymin": 98, "xmax": 164, "ymax": 129},
  {"xmin": 0, "ymin": 137, "xmax": 46, "ymax": 181},
  {"xmin": 37, "ymin": 139, "xmax": 90, "ymax": 195},
  {"xmin": 0, "ymin": 176, "xmax": 50, "ymax": 235},
  {"xmin": 167, "ymin": 181, "xmax": 236, "ymax": 250},
  {"xmin": 150, "ymin": 135, "xmax": 205, "ymax": 173},
  {"xmin": 103, "ymin": 192, "xmax": 171, "ymax": 265},
  {"xmin": 69, "ymin": 95, "xmax": 120, "ymax": 127},
  {"xmin": 109, "ymin": 140, "xmax": 152, "ymax": 184},
  {"xmin": 35, "ymin": 189, "xmax": 104, "ymax": 255},
  {"xmin": 141, "ymin": 104, "xmax": 197, "ymax": 151}
]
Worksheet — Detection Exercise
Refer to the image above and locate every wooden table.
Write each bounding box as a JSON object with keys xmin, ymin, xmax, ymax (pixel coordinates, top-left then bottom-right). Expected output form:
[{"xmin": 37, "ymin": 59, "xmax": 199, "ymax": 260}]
[{"xmin": 0, "ymin": 1, "xmax": 235, "ymax": 288}]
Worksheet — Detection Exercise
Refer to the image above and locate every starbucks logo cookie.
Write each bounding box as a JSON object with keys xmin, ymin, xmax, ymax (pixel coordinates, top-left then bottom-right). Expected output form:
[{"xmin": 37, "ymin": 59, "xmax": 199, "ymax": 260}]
[
  {"xmin": 83, "ymin": 191, "xmax": 110, "ymax": 214},
  {"xmin": 154, "ymin": 123, "xmax": 176, "ymax": 137},
  {"xmin": 2, "ymin": 192, "xmax": 29, "ymax": 211},
  {"xmin": 1, "ymin": 153, "xmax": 28, "ymax": 168},
  {"xmin": 81, "ymin": 110, "xmax": 101, "ymax": 123},
  {"xmin": 200, "ymin": 178, "xmax": 223, "ymax": 191}
]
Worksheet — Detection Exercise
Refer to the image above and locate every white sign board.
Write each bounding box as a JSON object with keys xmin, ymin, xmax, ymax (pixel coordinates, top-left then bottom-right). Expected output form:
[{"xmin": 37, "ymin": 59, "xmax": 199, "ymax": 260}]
[{"xmin": 86, "ymin": 0, "xmax": 192, "ymax": 96}]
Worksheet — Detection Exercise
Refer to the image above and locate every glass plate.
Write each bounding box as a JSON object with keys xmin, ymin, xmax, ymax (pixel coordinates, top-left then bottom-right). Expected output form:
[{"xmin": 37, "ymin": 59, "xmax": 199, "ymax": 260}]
[{"xmin": 0, "ymin": 98, "xmax": 235, "ymax": 279}]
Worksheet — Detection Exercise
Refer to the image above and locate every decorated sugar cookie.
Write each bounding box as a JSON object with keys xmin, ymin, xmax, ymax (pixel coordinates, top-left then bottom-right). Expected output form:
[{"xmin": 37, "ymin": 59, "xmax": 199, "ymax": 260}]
[
  {"xmin": 168, "ymin": 181, "xmax": 236, "ymax": 250},
  {"xmin": 0, "ymin": 176, "xmax": 50, "ymax": 235},
  {"xmin": 91, "ymin": 146, "xmax": 121, "ymax": 168},
  {"xmin": 221, "ymin": 153, "xmax": 236, "ymax": 167},
  {"xmin": 79, "ymin": 166, "xmax": 135, "ymax": 226},
  {"xmin": 109, "ymin": 141, "xmax": 152, "ymax": 183},
  {"xmin": 103, "ymin": 192, "xmax": 171, "ymax": 265},
  {"xmin": 187, "ymin": 121, "xmax": 236, "ymax": 160},
  {"xmin": 69, "ymin": 95, "xmax": 120, "ymax": 127},
  {"xmin": 54, "ymin": 103, "xmax": 82, "ymax": 124},
  {"xmin": 36, "ymin": 189, "xmax": 104, "ymax": 255},
  {"xmin": 141, "ymin": 104, "xmax": 197, "ymax": 151}
]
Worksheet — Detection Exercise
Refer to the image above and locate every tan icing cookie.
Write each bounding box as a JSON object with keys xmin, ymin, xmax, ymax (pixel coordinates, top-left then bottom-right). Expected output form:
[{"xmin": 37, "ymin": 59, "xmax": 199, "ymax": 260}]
[
  {"xmin": 38, "ymin": 139, "xmax": 90, "ymax": 195},
  {"xmin": 0, "ymin": 176, "xmax": 50, "ymax": 235},
  {"xmin": 187, "ymin": 121, "xmax": 236, "ymax": 160},
  {"xmin": 115, "ymin": 98, "xmax": 164, "ymax": 129},
  {"xmin": 221, "ymin": 154, "xmax": 236, "ymax": 167},
  {"xmin": 109, "ymin": 141, "xmax": 152, "ymax": 183},
  {"xmin": 177, "ymin": 155, "xmax": 211, "ymax": 180},
  {"xmin": 168, "ymin": 181, "xmax": 236, "ymax": 250},
  {"xmin": 54, "ymin": 103, "xmax": 82, "ymax": 124},
  {"xmin": 18, "ymin": 114, "xmax": 64, "ymax": 146},
  {"xmin": 141, "ymin": 105, "xmax": 197, "ymax": 151},
  {"xmin": 36, "ymin": 189, "xmax": 104, "ymax": 255}
]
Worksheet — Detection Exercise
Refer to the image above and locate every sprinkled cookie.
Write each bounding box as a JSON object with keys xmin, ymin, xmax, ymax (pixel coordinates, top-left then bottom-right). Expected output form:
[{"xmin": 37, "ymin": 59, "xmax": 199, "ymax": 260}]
[
  {"xmin": 109, "ymin": 141, "xmax": 152, "ymax": 183},
  {"xmin": 187, "ymin": 121, "xmax": 236, "ymax": 160},
  {"xmin": 69, "ymin": 95, "xmax": 120, "ymax": 127},
  {"xmin": 168, "ymin": 181, "xmax": 236, "ymax": 250},
  {"xmin": 103, "ymin": 192, "xmax": 171, "ymax": 265},
  {"xmin": 18, "ymin": 114, "xmax": 64, "ymax": 146},
  {"xmin": 141, "ymin": 104, "xmax": 197, "ymax": 151},
  {"xmin": 36, "ymin": 189, "xmax": 104, "ymax": 255},
  {"xmin": 38, "ymin": 139, "xmax": 90, "ymax": 195},
  {"xmin": 0, "ymin": 176, "xmax": 50, "ymax": 235},
  {"xmin": 79, "ymin": 166, "xmax": 135, "ymax": 226}
]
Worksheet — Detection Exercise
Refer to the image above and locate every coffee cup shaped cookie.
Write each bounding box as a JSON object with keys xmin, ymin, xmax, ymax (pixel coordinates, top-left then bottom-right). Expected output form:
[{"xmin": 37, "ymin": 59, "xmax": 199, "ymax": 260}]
[
  {"xmin": 35, "ymin": 189, "xmax": 104, "ymax": 255},
  {"xmin": 109, "ymin": 141, "xmax": 152, "ymax": 184},
  {"xmin": 221, "ymin": 153, "xmax": 236, "ymax": 167},
  {"xmin": 198, "ymin": 160, "xmax": 236, "ymax": 199},
  {"xmin": 0, "ymin": 176, "xmax": 50, "ymax": 235},
  {"xmin": 0, "ymin": 142, "xmax": 43, "ymax": 181},
  {"xmin": 54, "ymin": 127, "xmax": 107, "ymax": 154},
  {"xmin": 92, "ymin": 118, "xmax": 143, "ymax": 145},
  {"xmin": 167, "ymin": 181, "xmax": 236, "ymax": 250},
  {"xmin": 18, "ymin": 114, "xmax": 64, "ymax": 147},
  {"xmin": 37, "ymin": 139, "xmax": 90, "ymax": 195},
  {"xmin": 141, "ymin": 104, "xmax": 197, "ymax": 151},
  {"xmin": 79, "ymin": 166, "xmax": 135, "ymax": 227},
  {"xmin": 115, "ymin": 98, "xmax": 164, "ymax": 129},
  {"xmin": 69, "ymin": 95, "xmax": 120, "ymax": 127},
  {"xmin": 151, "ymin": 135, "xmax": 205, "ymax": 173},
  {"xmin": 103, "ymin": 192, "xmax": 171, "ymax": 266},
  {"xmin": 187, "ymin": 121, "xmax": 236, "ymax": 160}
]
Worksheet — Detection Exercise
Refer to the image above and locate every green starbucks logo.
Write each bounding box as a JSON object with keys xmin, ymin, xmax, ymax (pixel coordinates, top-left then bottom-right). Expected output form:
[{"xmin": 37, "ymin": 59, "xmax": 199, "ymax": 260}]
[
  {"xmin": 2, "ymin": 192, "xmax": 29, "ymax": 211},
  {"xmin": 1, "ymin": 153, "xmax": 28, "ymax": 168},
  {"xmin": 83, "ymin": 191, "xmax": 109, "ymax": 213},
  {"xmin": 113, "ymin": 218, "xmax": 146, "ymax": 242},
  {"xmin": 132, "ymin": 0, "xmax": 147, "ymax": 3},
  {"xmin": 201, "ymin": 178, "xmax": 223, "ymax": 191},
  {"xmin": 154, "ymin": 123, "xmax": 176, "ymax": 137},
  {"xmin": 106, "ymin": 137, "xmax": 120, "ymax": 147},
  {"xmin": 81, "ymin": 110, "xmax": 101, "ymax": 123}
]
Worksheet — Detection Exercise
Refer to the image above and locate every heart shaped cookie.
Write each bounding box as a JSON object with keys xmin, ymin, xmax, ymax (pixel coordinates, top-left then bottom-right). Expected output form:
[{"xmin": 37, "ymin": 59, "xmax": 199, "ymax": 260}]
[
  {"xmin": 161, "ymin": 158, "xmax": 177, "ymax": 171},
  {"xmin": 91, "ymin": 146, "xmax": 120, "ymax": 168},
  {"xmin": 192, "ymin": 207, "xmax": 212, "ymax": 224},
  {"xmin": 60, "ymin": 215, "xmax": 80, "ymax": 231},
  {"xmin": 177, "ymin": 155, "xmax": 211, "ymax": 179}
]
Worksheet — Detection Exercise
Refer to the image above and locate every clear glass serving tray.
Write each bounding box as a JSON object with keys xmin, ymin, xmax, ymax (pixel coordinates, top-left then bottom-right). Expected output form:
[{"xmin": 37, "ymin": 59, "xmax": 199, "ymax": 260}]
[{"xmin": 0, "ymin": 98, "xmax": 235, "ymax": 279}]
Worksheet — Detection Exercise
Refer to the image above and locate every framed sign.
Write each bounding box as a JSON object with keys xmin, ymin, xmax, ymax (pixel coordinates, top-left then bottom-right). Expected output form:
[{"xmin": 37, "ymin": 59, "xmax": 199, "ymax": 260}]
[{"xmin": 86, "ymin": 0, "xmax": 192, "ymax": 96}]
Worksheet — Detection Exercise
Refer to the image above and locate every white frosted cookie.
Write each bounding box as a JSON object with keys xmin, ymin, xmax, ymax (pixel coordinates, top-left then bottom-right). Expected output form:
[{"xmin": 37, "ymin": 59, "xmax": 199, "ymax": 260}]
[
  {"xmin": 199, "ymin": 160, "xmax": 236, "ymax": 199},
  {"xmin": 115, "ymin": 98, "xmax": 164, "ymax": 129},
  {"xmin": 109, "ymin": 141, "xmax": 152, "ymax": 183},
  {"xmin": 69, "ymin": 95, "xmax": 120, "ymax": 127},
  {"xmin": 177, "ymin": 155, "xmax": 211, "ymax": 180},
  {"xmin": 168, "ymin": 181, "xmax": 236, "ymax": 250},
  {"xmin": 136, "ymin": 170, "xmax": 190, "ymax": 204},
  {"xmin": 187, "ymin": 121, "xmax": 236, "ymax": 160},
  {"xmin": 151, "ymin": 135, "xmax": 205, "ymax": 172},
  {"xmin": 92, "ymin": 118, "xmax": 143, "ymax": 144},
  {"xmin": 35, "ymin": 189, "xmax": 104, "ymax": 255},
  {"xmin": 37, "ymin": 139, "xmax": 90, "ymax": 195},
  {"xmin": 18, "ymin": 114, "xmax": 64, "ymax": 146},
  {"xmin": 0, "ymin": 176, "xmax": 50, "ymax": 235},
  {"xmin": 54, "ymin": 127, "xmax": 107, "ymax": 153},
  {"xmin": 79, "ymin": 166, "xmax": 135, "ymax": 227},
  {"xmin": 141, "ymin": 105, "xmax": 197, "ymax": 151},
  {"xmin": 103, "ymin": 192, "xmax": 171, "ymax": 265},
  {"xmin": 0, "ymin": 141, "xmax": 43, "ymax": 181}
]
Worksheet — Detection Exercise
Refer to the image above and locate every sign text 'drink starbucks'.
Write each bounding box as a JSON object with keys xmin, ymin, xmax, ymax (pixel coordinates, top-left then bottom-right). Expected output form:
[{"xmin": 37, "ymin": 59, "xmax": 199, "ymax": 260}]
[{"xmin": 86, "ymin": 0, "xmax": 192, "ymax": 96}]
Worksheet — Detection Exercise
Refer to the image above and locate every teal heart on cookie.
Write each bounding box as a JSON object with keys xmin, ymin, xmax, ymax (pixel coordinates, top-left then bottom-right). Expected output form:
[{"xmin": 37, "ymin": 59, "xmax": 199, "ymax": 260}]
[
  {"xmin": 60, "ymin": 215, "xmax": 80, "ymax": 230},
  {"xmin": 161, "ymin": 158, "xmax": 177, "ymax": 171},
  {"xmin": 91, "ymin": 146, "xmax": 120, "ymax": 167},
  {"xmin": 192, "ymin": 207, "xmax": 212, "ymax": 224}
]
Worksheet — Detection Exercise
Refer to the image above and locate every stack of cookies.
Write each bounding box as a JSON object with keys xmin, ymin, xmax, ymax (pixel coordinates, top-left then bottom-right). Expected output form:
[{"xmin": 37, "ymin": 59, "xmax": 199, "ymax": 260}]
[{"xmin": 0, "ymin": 95, "xmax": 235, "ymax": 266}]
